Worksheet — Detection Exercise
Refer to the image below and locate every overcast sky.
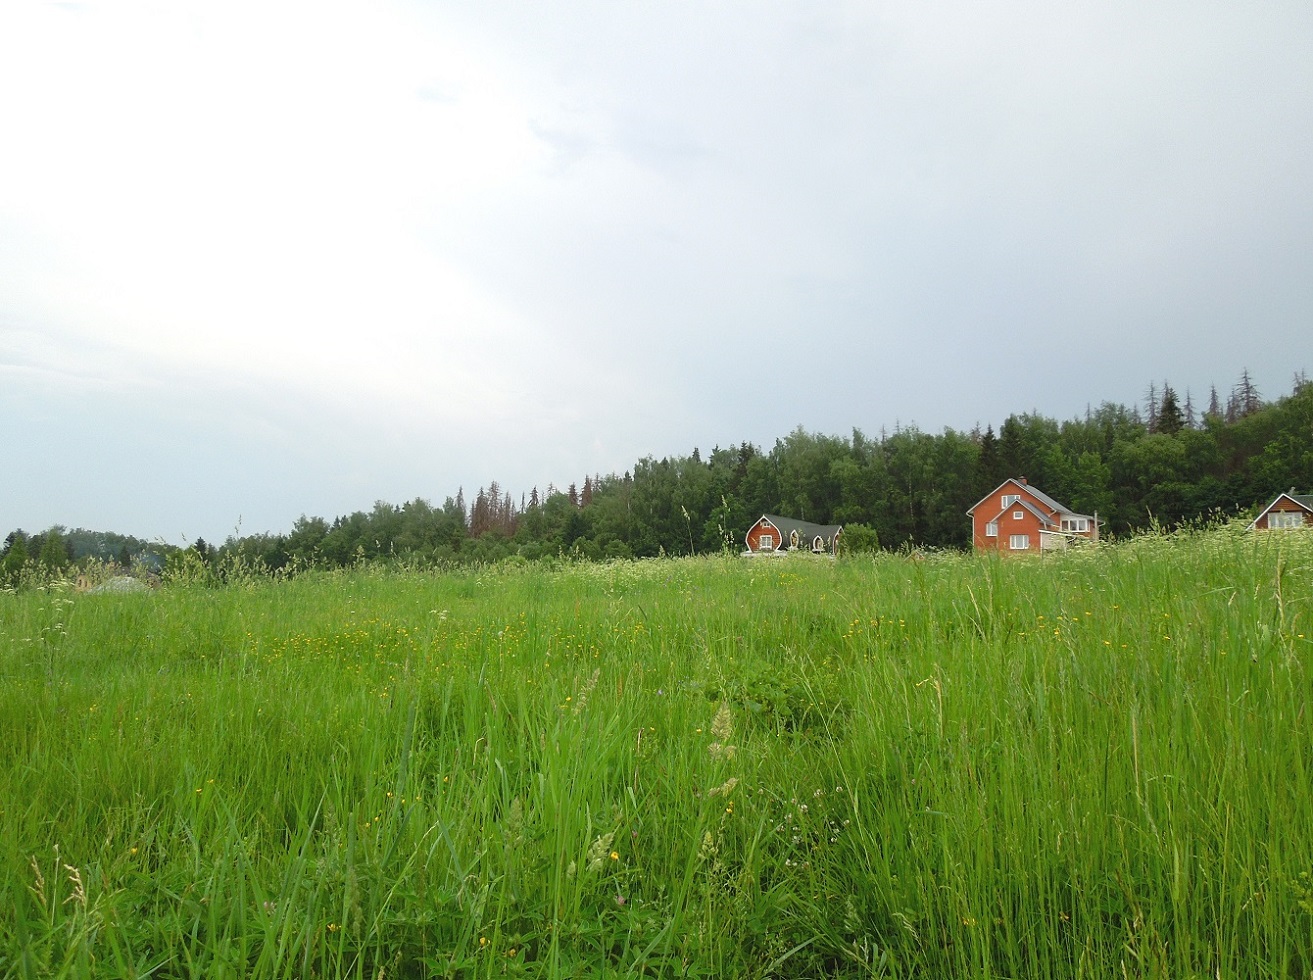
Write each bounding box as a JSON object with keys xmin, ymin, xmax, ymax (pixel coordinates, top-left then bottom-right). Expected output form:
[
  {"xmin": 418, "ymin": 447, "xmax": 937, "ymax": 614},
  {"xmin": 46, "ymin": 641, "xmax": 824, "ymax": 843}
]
[{"xmin": 3, "ymin": 0, "xmax": 1311, "ymax": 545}]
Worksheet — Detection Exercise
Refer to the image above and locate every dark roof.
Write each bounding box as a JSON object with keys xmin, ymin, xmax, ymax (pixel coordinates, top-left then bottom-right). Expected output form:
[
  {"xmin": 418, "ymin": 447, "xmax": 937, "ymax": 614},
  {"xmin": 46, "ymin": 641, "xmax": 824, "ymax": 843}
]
[{"xmin": 1022, "ymin": 483, "xmax": 1076, "ymax": 515}]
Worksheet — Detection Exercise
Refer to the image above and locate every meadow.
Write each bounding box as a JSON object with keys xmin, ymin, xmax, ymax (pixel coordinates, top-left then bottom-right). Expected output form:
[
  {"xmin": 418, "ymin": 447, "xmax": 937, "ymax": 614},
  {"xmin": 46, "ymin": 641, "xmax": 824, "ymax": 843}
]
[{"xmin": 1, "ymin": 526, "xmax": 1310, "ymax": 978}]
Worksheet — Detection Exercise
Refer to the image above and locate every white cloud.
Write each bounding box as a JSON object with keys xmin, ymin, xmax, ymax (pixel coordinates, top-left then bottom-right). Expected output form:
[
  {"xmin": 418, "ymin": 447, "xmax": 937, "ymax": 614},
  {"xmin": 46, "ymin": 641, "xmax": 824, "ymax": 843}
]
[{"xmin": 0, "ymin": 0, "xmax": 599, "ymax": 419}]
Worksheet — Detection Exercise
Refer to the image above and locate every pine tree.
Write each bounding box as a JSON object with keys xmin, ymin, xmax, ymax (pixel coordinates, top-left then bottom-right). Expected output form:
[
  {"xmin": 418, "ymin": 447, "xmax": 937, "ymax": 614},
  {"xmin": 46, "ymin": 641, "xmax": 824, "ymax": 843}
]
[
  {"xmin": 1144, "ymin": 381, "xmax": 1159, "ymax": 432},
  {"xmin": 487, "ymin": 481, "xmax": 502, "ymax": 531},
  {"xmin": 998, "ymin": 417, "xmax": 1025, "ymax": 476},
  {"xmin": 470, "ymin": 488, "xmax": 490, "ymax": 537},
  {"xmin": 977, "ymin": 424, "xmax": 1001, "ymax": 486},
  {"xmin": 494, "ymin": 488, "xmax": 516, "ymax": 536},
  {"xmin": 1207, "ymin": 385, "xmax": 1222, "ymax": 419},
  {"xmin": 1183, "ymin": 389, "xmax": 1196, "ymax": 430},
  {"xmin": 1232, "ymin": 369, "xmax": 1261, "ymax": 419},
  {"xmin": 1157, "ymin": 385, "xmax": 1183, "ymax": 435}
]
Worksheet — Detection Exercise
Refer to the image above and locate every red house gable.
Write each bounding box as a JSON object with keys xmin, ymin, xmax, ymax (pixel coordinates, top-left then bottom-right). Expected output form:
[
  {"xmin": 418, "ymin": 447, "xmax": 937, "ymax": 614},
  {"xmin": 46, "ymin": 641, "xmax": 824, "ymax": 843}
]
[
  {"xmin": 966, "ymin": 479, "xmax": 1097, "ymax": 554},
  {"xmin": 745, "ymin": 516, "xmax": 784, "ymax": 553}
]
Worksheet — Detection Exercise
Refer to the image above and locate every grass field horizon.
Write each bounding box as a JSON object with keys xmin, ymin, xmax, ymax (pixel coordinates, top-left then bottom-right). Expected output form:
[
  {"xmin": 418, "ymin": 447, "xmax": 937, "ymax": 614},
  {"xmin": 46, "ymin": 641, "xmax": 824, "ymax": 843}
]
[{"xmin": 2, "ymin": 524, "xmax": 1310, "ymax": 978}]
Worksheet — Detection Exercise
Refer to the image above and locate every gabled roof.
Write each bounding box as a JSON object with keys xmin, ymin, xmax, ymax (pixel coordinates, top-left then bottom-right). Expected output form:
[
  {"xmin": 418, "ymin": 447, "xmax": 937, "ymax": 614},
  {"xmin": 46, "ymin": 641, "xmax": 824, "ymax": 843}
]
[
  {"xmin": 988, "ymin": 498, "xmax": 1058, "ymax": 528},
  {"xmin": 1247, "ymin": 492, "xmax": 1313, "ymax": 529},
  {"xmin": 967, "ymin": 478, "xmax": 1091, "ymax": 519}
]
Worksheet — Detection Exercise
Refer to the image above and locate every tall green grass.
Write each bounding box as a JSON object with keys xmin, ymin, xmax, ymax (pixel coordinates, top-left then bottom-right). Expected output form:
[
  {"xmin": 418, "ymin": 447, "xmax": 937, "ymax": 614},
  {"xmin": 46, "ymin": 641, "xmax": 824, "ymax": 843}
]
[{"xmin": 1, "ymin": 525, "xmax": 1310, "ymax": 977}]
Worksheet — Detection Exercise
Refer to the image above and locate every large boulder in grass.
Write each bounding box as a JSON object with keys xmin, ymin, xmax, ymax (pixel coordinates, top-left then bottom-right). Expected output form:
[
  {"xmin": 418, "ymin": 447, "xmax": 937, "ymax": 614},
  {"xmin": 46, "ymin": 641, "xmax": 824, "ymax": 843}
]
[{"xmin": 88, "ymin": 575, "xmax": 151, "ymax": 594}]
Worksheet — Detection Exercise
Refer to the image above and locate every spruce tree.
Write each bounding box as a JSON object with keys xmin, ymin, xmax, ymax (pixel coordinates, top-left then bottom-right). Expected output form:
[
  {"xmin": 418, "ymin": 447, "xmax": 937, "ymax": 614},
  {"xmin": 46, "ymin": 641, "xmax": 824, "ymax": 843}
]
[
  {"xmin": 998, "ymin": 417, "xmax": 1026, "ymax": 477},
  {"xmin": 977, "ymin": 424, "xmax": 1002, "ymax": 486},
  {"xmin": 1207, "ymin": 385, "xmax": 1222, "ymax": 420},
  {"xmin": 1157, "ymin": 385, "xmax": 1184, "ymax": 435},
  {"xmin": 1233, "ymin": 368, "xmax": 1261, "ymax": 418}
]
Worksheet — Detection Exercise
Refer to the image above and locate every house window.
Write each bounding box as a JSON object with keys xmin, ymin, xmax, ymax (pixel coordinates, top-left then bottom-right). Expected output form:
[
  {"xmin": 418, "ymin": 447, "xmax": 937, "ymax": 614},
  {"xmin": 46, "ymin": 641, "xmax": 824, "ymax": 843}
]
[
  {"xmin": 760, "ymin": 534, "xmax": 774, "ymax": 550},
  {"xmin": 1062, "ymin": 517, "xmax": 1089, "ymax": 533},
  {"xmin": 985, "ymin": 521, "xmax": 998, "ymax": 537},
  {"xmin": 1269, "ymin": 511, "xmax": 1305, "ymax": 529},
  {"xmin": 790, "ymin": 530, "xmax": 800, "ymax": 548},
  {"xmin": 1001, "ymin": 494, "xmax": 1020, "ymax": 506},
  {"xmin": 812, "ymin": 536, "xmax": 824, "ymax": 552},
  {"xmin": 1013, "ymin": 510, "xmax": 1023, "ymax": 520},
  {"xmin": 1009, "ymin": 534, "xmax": 1030, "ymax": 550}
]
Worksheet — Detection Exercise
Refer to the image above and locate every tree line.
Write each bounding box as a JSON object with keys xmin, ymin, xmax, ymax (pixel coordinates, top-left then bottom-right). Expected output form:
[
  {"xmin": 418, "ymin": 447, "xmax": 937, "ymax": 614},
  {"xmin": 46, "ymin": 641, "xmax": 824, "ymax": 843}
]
[{"xmin": 3, "ymin": 371, "xmax": 1310, "ymax": 581}]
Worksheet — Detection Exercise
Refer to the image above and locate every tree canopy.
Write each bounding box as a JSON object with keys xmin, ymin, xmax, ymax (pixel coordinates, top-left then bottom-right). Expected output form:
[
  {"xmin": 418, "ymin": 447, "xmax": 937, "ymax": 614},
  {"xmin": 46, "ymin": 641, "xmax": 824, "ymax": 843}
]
[{"xmin": 5, "ymin": 370, "xmax": 1310, "ymax": 577}]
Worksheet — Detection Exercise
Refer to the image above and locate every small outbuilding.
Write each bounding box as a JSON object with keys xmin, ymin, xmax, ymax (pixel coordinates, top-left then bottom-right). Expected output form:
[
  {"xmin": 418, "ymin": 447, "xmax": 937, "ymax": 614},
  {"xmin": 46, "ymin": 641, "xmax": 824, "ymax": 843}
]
[
  {"xmin": 744, "ymin": 515, "xmax": 842, "ymax": 556},
  {"xmin": 1247, "ymin": 491, "xmax": 1313, "ymax": 530}
]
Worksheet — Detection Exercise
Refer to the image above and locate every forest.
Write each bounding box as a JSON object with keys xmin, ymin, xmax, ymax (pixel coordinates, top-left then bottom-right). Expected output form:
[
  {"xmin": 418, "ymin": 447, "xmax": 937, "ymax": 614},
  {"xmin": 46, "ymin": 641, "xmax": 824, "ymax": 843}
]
[{"xmin": 4, "ymin": 371, "xmax": 1311, "ymax": 579}]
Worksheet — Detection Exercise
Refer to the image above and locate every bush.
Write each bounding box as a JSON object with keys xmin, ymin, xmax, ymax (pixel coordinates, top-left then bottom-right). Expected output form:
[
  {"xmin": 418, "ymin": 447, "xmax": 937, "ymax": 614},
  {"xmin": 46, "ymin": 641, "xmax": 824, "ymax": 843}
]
[{"xmin": 840, "ymin": 522, "xmax": 879, "ymax": 553}]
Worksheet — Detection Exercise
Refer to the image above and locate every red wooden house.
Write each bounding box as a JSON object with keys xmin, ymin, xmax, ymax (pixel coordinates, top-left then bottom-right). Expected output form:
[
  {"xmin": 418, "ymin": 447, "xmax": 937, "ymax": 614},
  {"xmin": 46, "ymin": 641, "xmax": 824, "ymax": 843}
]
[
  {"xmin": 1247, "ymin": 492, "xmax": 1313, "ymax": 530},
  {"xmin": 744, "ymin": 515, "xmax": 842, "ymax": 555},
  {"xmin": 966, "ymin": 478, "xmax": 1097, "ymax": 553}
]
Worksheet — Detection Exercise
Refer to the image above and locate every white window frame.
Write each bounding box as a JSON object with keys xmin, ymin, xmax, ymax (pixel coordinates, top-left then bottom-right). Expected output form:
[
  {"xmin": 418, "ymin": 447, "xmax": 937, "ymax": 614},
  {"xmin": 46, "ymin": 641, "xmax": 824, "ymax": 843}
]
[
  {"xmin": 759, "ymin": 533, "xmax": 774, "ymax": 550},
  {"xmin": 1001, "ymin": 494, "xmax": 1020, "ymax": 507},
  {"xmin": 1013, "ymin": 510, "xmax": 1024, "ymax": 520},
  {"xmin": 985, "ymin": 521, "xmax": 998, "ymax": 537},
  {"xmin": 1009, "ymin": 534, "xmax": 1030, "ymax": 550},
  {"xmin": 1062, "ymin": 517, "xmax": 1089, "ymax": 533},
  {"xmin": 1269, "ymin": 511, "xmax": 1305, "ymax": 529}
]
